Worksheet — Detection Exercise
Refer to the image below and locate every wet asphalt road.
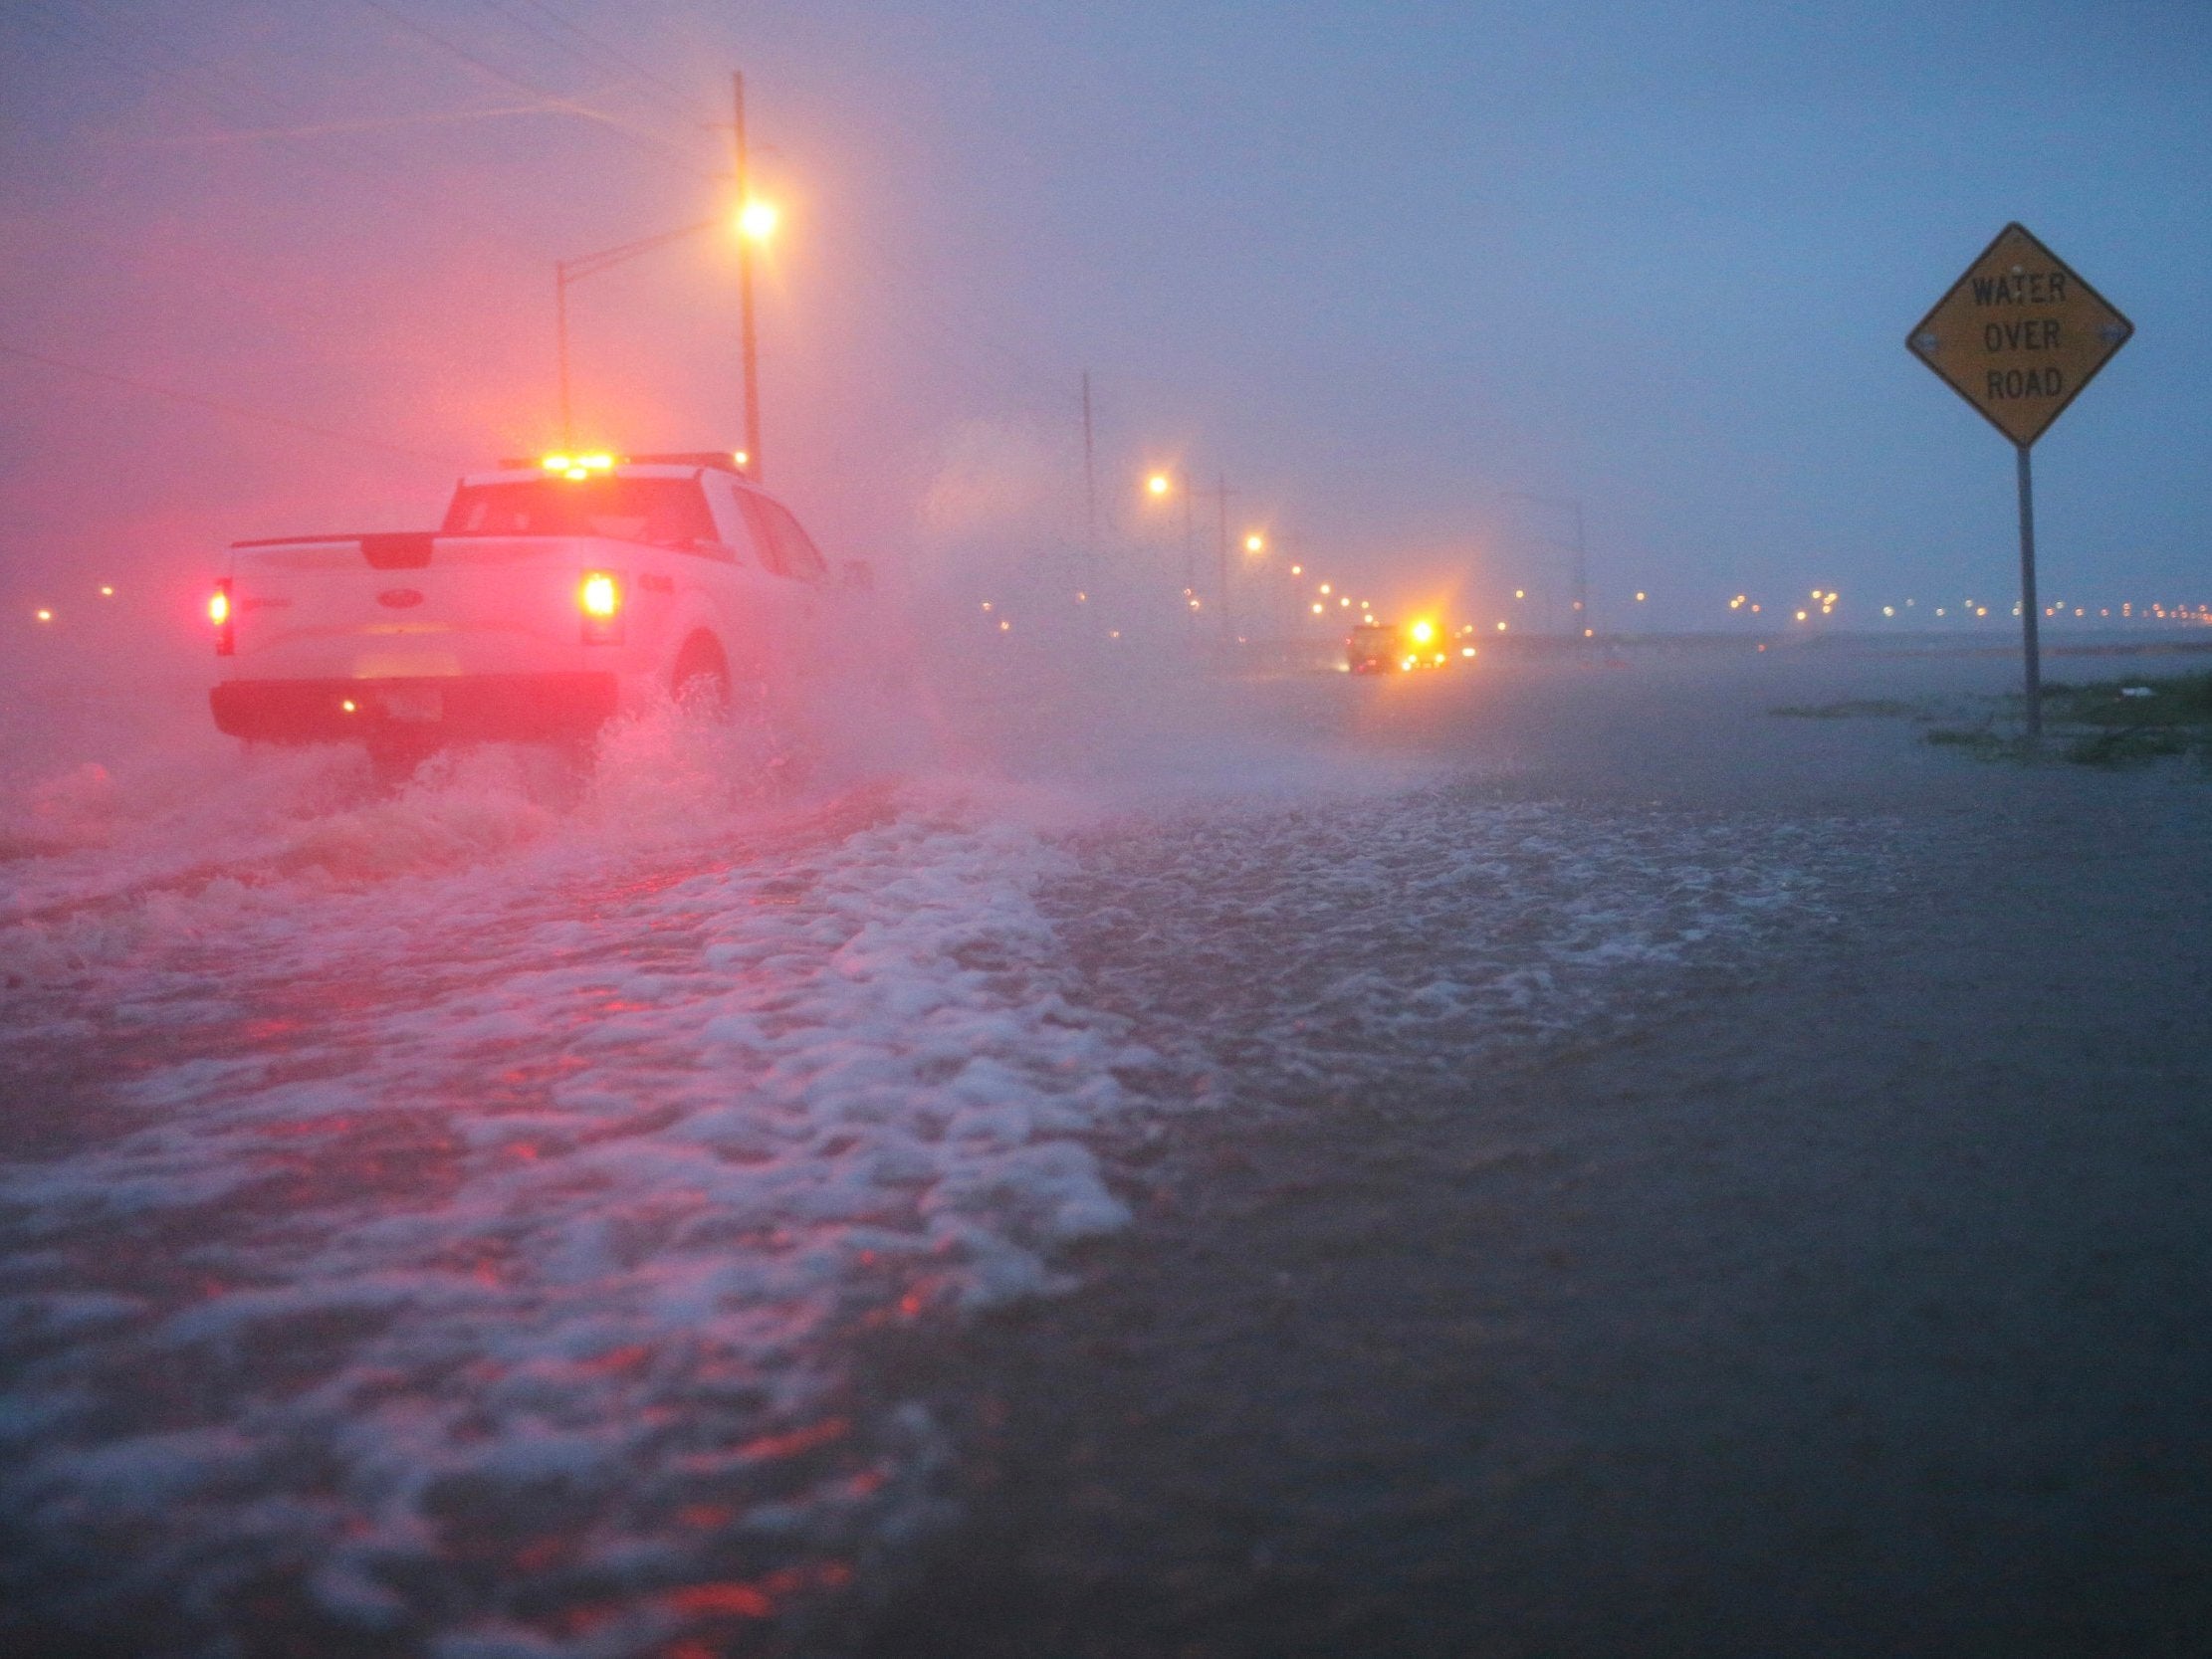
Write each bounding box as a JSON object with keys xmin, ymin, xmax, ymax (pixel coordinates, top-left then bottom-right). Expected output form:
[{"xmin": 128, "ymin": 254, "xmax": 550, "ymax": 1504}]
[{"xmin": 857, "ymin": 648, "xmax": 2212, "ymax": 1658}]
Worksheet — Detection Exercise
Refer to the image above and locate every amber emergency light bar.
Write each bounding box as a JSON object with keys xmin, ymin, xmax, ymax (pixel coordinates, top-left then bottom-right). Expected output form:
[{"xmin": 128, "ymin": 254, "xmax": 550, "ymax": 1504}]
[{"xmin": 495, "ymin": 452, "xmax": 753, "ymax": 477}]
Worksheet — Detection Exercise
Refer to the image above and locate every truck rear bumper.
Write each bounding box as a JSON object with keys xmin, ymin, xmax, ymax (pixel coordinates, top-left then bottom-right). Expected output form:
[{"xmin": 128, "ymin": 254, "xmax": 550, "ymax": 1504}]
[{"xmin": 211, "ymin": 672, "xmax": 619, "ymax": 744}]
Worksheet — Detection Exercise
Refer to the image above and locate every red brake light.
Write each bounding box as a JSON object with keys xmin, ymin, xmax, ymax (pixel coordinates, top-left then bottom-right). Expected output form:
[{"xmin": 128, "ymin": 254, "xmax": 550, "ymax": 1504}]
[
  {"xmin": 210, "ymin": 579, "xmax": 234, "ymax": 656},
  {"xmin": 579, "ymin": 571, "xmax": 623, "ymax": 644}
]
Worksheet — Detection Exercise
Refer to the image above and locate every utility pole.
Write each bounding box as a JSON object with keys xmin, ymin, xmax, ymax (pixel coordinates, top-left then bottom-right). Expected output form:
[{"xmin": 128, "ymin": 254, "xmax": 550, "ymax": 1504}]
[
  {"xmin": 732, "ymin": 71, "xmax": 761, "ymax": 480},
  {"xmin": 1214, "ymin": 473, "xmax": 1234, "ymax": 648},
  {"xmin": 1182, "ymin": 476, "xmax": 1197, "ymax": 635},
  {"xmin": 1081, "ymin": 371, "xmax": 1097, "ymax": 545},
  {"xmin": 2017, "ymin": 444, "xmax": 2042, "ymax": 738},
  {"xmin": 1571, "ymin": 497, "xmax": 1590, "ymax": 646}
]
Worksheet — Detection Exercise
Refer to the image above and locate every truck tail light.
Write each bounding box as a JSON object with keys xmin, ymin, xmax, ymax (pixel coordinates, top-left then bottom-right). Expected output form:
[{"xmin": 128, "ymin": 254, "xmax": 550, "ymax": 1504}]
[
  {"xmin": 579, "ymin": 571, "xmax": 623, "ymax": 644},
  {"xmin": 209, "ymin": 579, "xmax": 234, "ymax": 656}
]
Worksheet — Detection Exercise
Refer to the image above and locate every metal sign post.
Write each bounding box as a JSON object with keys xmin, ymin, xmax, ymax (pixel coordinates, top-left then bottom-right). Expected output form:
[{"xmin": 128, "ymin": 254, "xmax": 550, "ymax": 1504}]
[
  {"xmin": 2016, "ymin": 444, "xmax": 2040, "ymax": 730},
  {"xmin": 1907, "ymin": 223, "xmax": 2131, "ymax": 740}
]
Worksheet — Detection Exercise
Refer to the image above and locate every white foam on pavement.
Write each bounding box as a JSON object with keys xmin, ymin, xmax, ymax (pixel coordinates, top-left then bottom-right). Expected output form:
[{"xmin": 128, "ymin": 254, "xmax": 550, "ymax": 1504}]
[{"xmin": 1, "ymin": 702, "xmax": 1142, "ymax": 1654}]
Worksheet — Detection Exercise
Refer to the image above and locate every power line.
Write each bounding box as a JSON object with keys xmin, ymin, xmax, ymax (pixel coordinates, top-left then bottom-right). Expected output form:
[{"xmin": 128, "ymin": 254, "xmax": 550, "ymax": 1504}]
[
  {"xmin": 18, "ymin": 3, "xmax": 1130, "ymax": 493},
  {"xmin": 146, "ymin": 102, "xmax": 563, "ymax": 146},
  {"xmin": 507, "ymin": 0, "xmax": 703, "ymax": 107},
  {"xmin": 0, "ymin": 342, "xmax": 465, "ymax": 465},
  {"xmin": 17, "ymin": 0, "xmax": 251, "ymax": 133},
  {"xmin": 19, "ymin": 0, "xmax": 561, "ymax": 271},
  {"xmin": 355, "ymin": 0, "xmax": 720, "ymax": 181},
  {"xmin": 476, "ymin": 0, "xmax": 711, "ymax": 131},
  {"xmin": 812, "ymin": 209, "xmax": 1076, "ymax": 409}
]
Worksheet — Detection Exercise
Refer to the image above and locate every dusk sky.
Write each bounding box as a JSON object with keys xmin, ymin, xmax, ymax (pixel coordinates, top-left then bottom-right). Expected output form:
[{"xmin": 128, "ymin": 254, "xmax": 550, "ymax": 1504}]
[{"xmin": 4, "ymin": 0, "xmax": 2208, "ymax": 636}]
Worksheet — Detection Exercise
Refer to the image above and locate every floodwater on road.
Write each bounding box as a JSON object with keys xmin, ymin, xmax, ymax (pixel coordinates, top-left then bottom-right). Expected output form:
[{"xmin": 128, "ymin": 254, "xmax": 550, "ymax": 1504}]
[
  {"xmin": 4, "ymin": 638, "xmax": 2209, "ymax": 1657},
  {"xmin": 863, "ymin": 645, "xmax": 2212, "ymax": 1659}
]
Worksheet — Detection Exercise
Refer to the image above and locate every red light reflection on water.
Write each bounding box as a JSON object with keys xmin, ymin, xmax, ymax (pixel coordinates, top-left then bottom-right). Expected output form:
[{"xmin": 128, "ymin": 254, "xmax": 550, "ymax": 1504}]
[
  {"xmin": 669, "ymin": 1580, "xmax": 773, "ymax": 1618},
  {"xmin": 733, "ymin": 1415, "xmax": 848, "ymax": 1462},
  {"xmin": 658, "ymin": 1559, "xmax": 856, "ymax": 1637},
  {"xmin": 574, "ymin": 1342, "xmax": 653, "ymax": 1375}
]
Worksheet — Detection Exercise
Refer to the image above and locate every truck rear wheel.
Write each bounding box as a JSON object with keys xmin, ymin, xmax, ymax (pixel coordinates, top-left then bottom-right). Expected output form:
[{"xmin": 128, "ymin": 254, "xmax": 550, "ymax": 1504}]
[{"xmin": 671, "ymin": 632, "xmax": 734, "ymax": 717}]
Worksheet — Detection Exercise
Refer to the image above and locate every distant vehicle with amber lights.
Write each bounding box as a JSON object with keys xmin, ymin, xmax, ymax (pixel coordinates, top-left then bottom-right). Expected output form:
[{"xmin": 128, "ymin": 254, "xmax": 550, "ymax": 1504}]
[
  {"xmin": 1405, "ymin": 618, "xmax": 1450, "ymax": 667},
  {"xmin": 1346, "ymin": 618, "xmax": 1450, "ymax": 674},
  {"xmin": 208, "ymin": 452, "xmax": 864, "ymax": 769}
]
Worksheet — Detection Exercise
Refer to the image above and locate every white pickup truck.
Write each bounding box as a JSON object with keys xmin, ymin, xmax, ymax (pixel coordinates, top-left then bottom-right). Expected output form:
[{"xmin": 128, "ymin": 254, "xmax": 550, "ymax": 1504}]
[{"xmin": 209, "ymin": 452, "xmax": 864, "ymax": 763}]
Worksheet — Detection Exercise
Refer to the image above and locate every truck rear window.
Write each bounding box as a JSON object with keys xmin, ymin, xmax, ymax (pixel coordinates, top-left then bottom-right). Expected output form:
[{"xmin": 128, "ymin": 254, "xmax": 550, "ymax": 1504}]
[{"xmin": 442, "ymin": 479, "xmax": 716, "ymax": 546}]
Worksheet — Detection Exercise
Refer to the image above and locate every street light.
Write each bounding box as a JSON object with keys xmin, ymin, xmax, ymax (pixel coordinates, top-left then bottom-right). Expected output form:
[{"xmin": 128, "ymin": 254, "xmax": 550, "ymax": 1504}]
[
  {"xmin": 726, "ymin": 72, "xmax": 784, "ymax": 477},
  {"xmin": 738, "ymin": 199, "xmax": 778, "ymax": 242},
  {"xmin": 552, "ymin": 72, "xmax": 776, "ymax": 468},
  {"xmin": 1142, "ymin": 468, "xmax": 1200, "ymax": 633}
]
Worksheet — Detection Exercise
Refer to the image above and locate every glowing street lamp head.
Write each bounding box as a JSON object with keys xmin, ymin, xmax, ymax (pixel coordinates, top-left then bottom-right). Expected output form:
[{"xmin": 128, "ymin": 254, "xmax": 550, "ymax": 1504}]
[
  {"xmin": 738, "ymin": 199, "xmax": 779, "ymax": 242},
  {"xmin": 1146, "ymin": 473, "xmax": 1171, "ymax": 498},
  {"xmin": 1244, "ymin": 533, "xmax": 1264, "ymax": 554},
  {"xmin": 1410, "ymin": 619, "xmax": 1436, "ymax": 645}
]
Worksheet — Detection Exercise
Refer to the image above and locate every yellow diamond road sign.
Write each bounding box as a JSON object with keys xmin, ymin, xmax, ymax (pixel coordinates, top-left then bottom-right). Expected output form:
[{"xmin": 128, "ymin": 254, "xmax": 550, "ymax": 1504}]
[{"xmin": 1907, "ymin": 222, "xmax": 2132, "ymax": 447}]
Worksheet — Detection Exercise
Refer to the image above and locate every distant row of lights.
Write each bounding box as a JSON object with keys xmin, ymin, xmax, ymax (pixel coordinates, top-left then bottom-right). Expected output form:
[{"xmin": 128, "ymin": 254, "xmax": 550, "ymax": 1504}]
[
  {"xmin": 32, "ymin": 580, "xmax": 2212, "ymax": 635},
  {"xmin": 1707, "ymin": 590, "xmax": 2212, "ymax": 626},
  {"xmin": 28, "ymin": 584, "xmax": 118, "ymax": 623},
  {"xmin": 979, "ymin": 576, "xmax": 2203, "ymax": 638}
]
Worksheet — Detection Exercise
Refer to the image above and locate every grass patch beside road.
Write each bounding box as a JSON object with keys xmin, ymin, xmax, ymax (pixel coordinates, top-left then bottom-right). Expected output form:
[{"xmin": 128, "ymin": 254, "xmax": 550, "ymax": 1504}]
[
  {"xmin": 2042, "ymin": 671, "xmax": 2212, "ymax": 729},
  {"xmin": 1771, "ymin": 671, "xmax": 2212, "ymax": 769},
  {"xmin": 2034, "ymin": 670, "xmax": 2212, "ymax": 767},
  {"xmin": 1769, "ymin": 699, "xmax": 1927, "ymax": 721}
]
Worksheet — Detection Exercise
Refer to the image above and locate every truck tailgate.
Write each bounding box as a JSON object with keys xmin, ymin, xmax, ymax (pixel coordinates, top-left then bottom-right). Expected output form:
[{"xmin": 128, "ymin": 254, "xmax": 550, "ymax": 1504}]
[{"xmin": 223, "ymin": 534, "xmax": 601, "ymax": 680}]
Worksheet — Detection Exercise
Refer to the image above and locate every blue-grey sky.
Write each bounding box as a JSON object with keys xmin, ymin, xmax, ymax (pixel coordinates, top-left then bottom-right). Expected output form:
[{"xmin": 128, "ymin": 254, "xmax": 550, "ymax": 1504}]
[{"xmin": 3, "ymin": 0, "xmax": 2207, "ymax": 634}]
